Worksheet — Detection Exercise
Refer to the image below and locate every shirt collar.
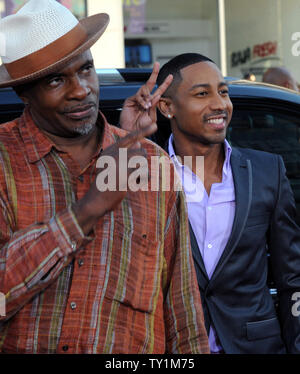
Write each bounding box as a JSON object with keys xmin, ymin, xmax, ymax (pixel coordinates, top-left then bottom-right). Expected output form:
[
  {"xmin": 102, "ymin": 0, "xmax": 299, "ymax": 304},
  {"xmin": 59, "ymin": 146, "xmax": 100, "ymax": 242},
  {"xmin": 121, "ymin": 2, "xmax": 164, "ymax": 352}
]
[
  {"xmin": 223, "ymin": 138, "xmax": 232, "ymax": 174},
  {"xmin": 19, "ymin": 107, "xmax": 112, "ymax": 163},
  {"xmin": 168, "ymin": 133, "xmax": 232, "ymax": 171},
  {"xmin": 18, "ymin": 107, "xmax": 54, "ymax": 163}
]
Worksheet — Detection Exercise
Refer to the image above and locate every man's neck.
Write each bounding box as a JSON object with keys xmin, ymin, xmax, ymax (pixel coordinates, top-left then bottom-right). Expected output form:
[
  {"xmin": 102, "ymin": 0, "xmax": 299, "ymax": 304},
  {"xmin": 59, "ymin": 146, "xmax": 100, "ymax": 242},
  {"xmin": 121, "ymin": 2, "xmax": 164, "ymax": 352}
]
[
  {"xmin": 42, "ymin": 124, "xmax": 102, "ymax": 169},
  {"xmin": 172, "ymin": 135, "xmax": 225, "ymax": 195}
]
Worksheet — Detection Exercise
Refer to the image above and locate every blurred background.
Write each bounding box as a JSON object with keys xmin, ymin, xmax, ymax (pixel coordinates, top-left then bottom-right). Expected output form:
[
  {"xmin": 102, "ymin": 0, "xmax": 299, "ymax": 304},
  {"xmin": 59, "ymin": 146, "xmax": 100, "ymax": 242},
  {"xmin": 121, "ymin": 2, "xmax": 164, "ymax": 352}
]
[{"xmin": 1, "ymin": 0, "xmax": 300, "ymax": 84}]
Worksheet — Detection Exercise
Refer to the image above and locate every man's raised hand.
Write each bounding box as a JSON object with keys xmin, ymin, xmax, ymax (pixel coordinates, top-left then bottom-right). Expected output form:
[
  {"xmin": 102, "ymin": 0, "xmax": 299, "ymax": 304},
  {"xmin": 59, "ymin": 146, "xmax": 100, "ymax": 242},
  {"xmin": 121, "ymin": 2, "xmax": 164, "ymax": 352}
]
[{"xmin": 120, "ymin": 62, "xmax": 173, "ymax": 132}]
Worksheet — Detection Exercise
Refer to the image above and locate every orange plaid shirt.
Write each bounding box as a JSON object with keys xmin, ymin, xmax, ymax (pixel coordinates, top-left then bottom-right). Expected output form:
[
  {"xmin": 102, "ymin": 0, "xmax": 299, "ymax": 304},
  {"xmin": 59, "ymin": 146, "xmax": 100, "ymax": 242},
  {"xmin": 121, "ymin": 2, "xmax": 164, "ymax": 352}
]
[{"xmin": 0, "ymin": 108, "xmax": 209, "ymax": 354}]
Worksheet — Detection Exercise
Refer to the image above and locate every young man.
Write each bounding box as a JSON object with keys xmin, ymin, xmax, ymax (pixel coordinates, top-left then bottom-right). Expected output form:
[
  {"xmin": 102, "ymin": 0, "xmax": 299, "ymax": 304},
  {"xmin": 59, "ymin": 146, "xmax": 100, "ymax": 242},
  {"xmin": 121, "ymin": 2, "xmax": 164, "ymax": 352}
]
[
  {"xmin": 0, "ymin": 2, "xmax": 209, "ymax": 354},
  {"xmin": 122, "ymin": 53, "xmax": 300, "ymax": 353}
]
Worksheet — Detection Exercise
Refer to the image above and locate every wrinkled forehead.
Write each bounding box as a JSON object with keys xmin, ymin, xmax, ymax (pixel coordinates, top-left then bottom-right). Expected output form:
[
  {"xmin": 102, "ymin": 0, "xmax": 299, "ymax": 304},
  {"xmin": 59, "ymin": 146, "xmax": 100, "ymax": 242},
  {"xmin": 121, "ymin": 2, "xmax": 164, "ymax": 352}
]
[
  {"xmin": 54, "ymin": 49, "xmax": 93, "ymax": 75},
  {"xmin": 15, "ymin": 49, "xmax": 94, "ymax": 96}
]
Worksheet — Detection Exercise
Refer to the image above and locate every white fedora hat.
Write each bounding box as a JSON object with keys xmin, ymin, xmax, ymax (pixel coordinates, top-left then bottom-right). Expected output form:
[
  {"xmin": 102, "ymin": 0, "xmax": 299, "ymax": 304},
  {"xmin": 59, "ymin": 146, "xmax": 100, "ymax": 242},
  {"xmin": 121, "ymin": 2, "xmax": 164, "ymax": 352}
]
[{"xmin": 0, "ymin": 0, "xmax": 109, "ymax": 87}]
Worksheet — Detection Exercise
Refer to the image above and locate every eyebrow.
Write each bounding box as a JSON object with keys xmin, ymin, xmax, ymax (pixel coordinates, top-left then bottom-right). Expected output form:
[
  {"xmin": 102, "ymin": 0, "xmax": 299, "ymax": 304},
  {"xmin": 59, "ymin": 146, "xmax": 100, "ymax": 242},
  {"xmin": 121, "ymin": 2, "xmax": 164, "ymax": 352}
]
[
  {"xmin": 44, "ymin": 59, "xmax": 94, "ymax": 80},
  {"xmin": 189, "ymin": 81, "xmax": 228, "ymax": 91}
]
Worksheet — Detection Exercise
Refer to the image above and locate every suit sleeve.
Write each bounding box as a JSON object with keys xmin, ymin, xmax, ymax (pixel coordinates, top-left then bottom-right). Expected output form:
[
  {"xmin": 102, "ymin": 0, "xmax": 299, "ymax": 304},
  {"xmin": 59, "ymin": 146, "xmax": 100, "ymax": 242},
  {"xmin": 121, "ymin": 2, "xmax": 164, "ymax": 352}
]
[{"xmin": 268, "ymin": 155, "xmax": 300, "ymax": 353}]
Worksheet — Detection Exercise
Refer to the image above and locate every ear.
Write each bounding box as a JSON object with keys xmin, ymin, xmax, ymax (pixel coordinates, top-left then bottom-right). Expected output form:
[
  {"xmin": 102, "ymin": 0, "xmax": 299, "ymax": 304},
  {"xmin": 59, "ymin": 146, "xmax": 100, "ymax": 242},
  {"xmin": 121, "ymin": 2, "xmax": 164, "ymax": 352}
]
[
  {"xmin": 21, "ymin": 98, "xmax": 29, "ymax": 106},
  {"xmin": 158, "ymin": 97, "xmax": 174, "ymax": 119},
  {"xmin": 18, "ymin": 93, "xmax": 30, "ymax": 106}
]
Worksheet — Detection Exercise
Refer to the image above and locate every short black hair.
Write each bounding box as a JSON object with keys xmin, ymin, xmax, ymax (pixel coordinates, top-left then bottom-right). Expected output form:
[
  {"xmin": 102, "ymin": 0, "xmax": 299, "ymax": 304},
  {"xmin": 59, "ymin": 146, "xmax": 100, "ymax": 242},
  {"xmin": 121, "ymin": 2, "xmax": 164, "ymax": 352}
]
[{"xmin": 157, "ymin": 53, "xmax": 215, "ymax": 97}]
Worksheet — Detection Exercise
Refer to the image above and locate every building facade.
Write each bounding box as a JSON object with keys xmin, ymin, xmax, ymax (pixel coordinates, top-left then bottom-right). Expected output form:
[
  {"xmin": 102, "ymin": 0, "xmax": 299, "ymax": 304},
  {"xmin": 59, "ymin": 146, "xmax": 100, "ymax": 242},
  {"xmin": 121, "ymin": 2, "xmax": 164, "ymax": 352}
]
[{"xmin": 1, "ymin": 0, "xmax": 300, "ymax": 82}]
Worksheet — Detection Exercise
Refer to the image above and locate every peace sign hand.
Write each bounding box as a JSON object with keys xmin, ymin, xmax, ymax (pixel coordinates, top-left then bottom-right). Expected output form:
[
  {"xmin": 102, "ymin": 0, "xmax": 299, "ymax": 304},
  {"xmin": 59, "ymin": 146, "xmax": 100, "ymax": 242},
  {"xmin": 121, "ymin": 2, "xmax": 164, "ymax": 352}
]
[{"xmin": 120, "ymin": 62, "xmax": 173, "ymax": 132}]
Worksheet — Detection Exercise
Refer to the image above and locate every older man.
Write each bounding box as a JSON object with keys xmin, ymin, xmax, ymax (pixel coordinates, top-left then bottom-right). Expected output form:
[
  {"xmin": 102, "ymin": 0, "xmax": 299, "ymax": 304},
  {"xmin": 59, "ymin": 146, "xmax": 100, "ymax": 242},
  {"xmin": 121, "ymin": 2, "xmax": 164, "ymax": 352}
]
[{"xmin": 0, "ymin": 1, "xmax": 209, "ymax": 354}]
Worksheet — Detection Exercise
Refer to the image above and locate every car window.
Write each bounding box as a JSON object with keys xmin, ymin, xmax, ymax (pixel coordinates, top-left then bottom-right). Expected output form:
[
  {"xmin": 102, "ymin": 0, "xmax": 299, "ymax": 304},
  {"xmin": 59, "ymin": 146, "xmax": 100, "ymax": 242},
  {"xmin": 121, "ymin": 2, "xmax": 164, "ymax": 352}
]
[{"xmin": 227, "ymin": 106, "xmax": 300, "ymax": 224}]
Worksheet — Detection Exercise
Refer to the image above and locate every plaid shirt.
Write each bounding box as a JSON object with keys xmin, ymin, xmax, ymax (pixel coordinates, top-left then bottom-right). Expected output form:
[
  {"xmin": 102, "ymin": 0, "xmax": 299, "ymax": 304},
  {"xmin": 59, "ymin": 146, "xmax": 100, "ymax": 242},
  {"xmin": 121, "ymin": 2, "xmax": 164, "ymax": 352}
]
[{"xmin": 0, "ymin": 108, "xmax": 209, "ymax": 354}]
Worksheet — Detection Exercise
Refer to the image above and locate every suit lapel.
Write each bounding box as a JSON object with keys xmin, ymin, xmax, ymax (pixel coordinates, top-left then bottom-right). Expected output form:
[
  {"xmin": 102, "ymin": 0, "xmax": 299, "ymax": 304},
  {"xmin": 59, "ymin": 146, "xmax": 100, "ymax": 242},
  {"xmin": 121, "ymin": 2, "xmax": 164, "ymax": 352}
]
[
  {"xmin": 189, "ymin": 221, "xmax": 209, "ymax": 288},
  {"xmin": 209, "ymin": 148, "xmax": 253, "ymax": 285}
]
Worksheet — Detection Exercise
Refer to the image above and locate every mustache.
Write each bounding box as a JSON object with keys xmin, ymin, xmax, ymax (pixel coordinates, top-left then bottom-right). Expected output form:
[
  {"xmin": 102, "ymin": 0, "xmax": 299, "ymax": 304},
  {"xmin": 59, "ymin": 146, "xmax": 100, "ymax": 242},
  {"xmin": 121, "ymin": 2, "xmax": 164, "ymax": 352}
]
[
  {"xmin": 203, "ymin": 110, "xmax": 228, "ymax": 121},
  {"xmin": 62, "ymin": 101, "xmax": 98, "ymax": 114}
]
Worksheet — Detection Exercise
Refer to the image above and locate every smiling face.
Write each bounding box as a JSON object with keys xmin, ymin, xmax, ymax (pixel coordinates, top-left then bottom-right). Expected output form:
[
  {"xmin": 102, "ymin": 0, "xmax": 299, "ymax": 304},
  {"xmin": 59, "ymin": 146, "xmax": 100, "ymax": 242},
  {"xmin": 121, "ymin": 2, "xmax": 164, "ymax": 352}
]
[
  {"xmin": 20, "ymin": 49, "xmax": 100, "ymax": 139},
  {"xmin": 164, "ymin": 61, "xmax": 233, "ymax": 147}
]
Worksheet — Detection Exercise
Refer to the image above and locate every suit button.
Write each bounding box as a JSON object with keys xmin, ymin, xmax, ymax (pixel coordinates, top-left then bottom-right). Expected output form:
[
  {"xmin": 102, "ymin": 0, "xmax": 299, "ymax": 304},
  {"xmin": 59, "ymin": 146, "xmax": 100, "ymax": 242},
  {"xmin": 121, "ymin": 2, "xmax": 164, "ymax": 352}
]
[{"xmin": 62, "ymin": 345, "xmax": 69, "ymax": 352}]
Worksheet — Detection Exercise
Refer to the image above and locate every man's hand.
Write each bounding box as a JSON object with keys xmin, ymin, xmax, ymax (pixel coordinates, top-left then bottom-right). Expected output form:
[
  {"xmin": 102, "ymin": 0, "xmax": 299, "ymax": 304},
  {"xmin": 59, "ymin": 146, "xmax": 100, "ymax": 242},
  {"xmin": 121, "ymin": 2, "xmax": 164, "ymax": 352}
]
[
  {"xmin": 120, "ymin": 62, "xmax": 173, "ymax": 132},
  {"xmin": 73, "ymin": 123, "xmax": 157, "ymax": 235}
]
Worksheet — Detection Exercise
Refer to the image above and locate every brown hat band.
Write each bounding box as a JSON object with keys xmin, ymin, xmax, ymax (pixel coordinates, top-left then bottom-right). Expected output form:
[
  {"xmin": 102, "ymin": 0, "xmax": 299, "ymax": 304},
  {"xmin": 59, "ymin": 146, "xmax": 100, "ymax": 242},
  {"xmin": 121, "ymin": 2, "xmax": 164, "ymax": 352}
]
[{"xmin": 4, "ymin": 23, "xmax": 88, "ymax": 79}]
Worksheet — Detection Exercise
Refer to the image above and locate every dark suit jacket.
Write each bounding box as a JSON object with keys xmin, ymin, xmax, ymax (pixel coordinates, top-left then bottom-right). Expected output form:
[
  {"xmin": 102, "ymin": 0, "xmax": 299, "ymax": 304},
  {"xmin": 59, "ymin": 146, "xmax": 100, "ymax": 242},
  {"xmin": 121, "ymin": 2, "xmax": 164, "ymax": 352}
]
[{"xmin": 187, "ymin": 147, "xmax": 300, "ymax": 353}]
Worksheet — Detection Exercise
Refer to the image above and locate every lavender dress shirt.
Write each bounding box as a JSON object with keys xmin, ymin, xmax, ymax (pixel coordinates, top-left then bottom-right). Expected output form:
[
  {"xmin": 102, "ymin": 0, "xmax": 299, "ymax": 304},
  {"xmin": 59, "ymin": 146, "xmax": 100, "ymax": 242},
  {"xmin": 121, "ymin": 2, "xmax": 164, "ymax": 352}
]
[{"xmin": 168, "ymin": 135, "xmax": 236, "ymax": 353}]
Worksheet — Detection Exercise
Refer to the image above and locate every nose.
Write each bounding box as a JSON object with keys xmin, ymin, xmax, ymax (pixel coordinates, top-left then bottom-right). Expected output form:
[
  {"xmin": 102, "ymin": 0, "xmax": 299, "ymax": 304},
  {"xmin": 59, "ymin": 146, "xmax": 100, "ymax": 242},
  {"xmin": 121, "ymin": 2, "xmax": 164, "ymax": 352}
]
[
  {"xmin": 66, "ymin": 76, "xmax": 91, "ymax": 100},
  {"xmin": 209, "ymin": 92, "xmax": 227, "ymax": 111}
]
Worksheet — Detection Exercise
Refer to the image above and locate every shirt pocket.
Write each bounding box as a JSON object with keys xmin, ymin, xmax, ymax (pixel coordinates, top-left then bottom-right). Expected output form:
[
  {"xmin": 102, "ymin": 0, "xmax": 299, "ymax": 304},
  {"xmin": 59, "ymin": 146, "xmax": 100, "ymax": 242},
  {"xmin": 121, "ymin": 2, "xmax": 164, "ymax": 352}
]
[
  {"xmin": 246, "ymin": 317, "xmax": 281, "ymax": 341},
  {"xmin": 104, "ymin": 223, "xmax": 161, "ymax": 314}
]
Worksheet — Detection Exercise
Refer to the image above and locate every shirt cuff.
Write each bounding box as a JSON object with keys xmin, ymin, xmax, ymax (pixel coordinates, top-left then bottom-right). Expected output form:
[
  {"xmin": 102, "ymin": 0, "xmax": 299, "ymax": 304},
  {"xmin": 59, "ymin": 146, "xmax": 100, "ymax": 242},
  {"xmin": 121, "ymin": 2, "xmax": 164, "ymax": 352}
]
[{"xmin": 48, "ymin": 205, "xmax": 94, "ymax": 256}]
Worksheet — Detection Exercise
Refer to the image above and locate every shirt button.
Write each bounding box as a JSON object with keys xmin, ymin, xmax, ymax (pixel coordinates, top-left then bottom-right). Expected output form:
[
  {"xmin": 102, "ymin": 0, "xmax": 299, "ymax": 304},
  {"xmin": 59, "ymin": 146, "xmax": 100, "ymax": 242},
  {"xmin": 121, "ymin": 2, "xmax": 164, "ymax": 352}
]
[
  {"xmin": 208, "ymin": 206, "xmax": 212, "ymax": 211},
  {"xmin": 71, "ymin": 242, "xmax": 76, "ymax": 250},
  {"xmin": 78, "ymin": 259, "xmax": 84, "ymax": 267},
  {"xmin": 62, "ymin": 345, "xmax": 69, "ymax": 352},
  {"xmin": 70, "ymin": 302, "xmax": 77, "ymax": 310},
  {"xmin": 208, "ymin": 244, "xmax": 212, "ymax": 249}
]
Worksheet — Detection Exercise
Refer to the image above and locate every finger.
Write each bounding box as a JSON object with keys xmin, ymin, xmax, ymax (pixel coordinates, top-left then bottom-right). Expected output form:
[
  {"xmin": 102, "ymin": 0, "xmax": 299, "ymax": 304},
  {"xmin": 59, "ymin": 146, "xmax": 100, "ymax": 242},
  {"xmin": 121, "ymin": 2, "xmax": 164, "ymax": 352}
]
[
  {"xmin": 118, "ymin": 123, "xmax": 157, "ymax": 149},
  {"xmin": 130, "ymin": 62, "xmax": 162, "ymax": 110},
  {"xmin": 135, "ymin": 85, "xmax": 153, "ymax": 109},
  {"xmin": 145, "ymin": 61, "xmax": 160, "ymax": 93},
  {"xmin": 147, "ymin": 94, "xmax": 160, "ymax": 122},
  {"xmin": 146, "ymin": 74, "xmax": 173, "ymax": 111},
  {"xmin": 151, "ymin": 93, "xmax": 161, "ymax": 107},
  {"xmin": 155, "ymin": 73, "xmax": 173, "ymax": 97}
]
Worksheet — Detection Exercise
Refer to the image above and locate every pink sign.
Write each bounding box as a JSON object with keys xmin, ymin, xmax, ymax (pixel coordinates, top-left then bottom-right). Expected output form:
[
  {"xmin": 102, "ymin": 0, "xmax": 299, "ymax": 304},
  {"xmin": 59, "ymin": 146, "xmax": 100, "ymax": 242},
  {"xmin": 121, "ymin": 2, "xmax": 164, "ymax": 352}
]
[{"xmin": 124, "ymin": 0, "xmax": 147, "ymax": 34}]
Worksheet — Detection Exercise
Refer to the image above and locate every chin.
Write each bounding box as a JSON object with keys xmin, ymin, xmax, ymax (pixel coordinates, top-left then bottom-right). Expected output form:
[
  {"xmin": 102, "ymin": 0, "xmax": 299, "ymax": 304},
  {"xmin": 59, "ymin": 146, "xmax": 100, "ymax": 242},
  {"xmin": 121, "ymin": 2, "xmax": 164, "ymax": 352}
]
[
  {"xmin": 212, "ymin": 136, "xmax": 226, "ymax": 144},
  {"xmin": 211, "ymin": 130, "xmax": 227, "ymax": 143},
  {"xmin": 73, "ymin": 123, "xmax": 95, "ymax": 136},
  {"xmin": 200, "ymin": 134, "xmax": 226, "ymax": 145}
]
